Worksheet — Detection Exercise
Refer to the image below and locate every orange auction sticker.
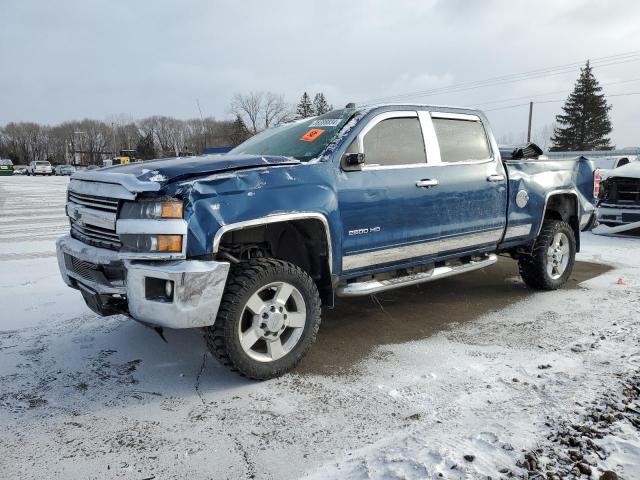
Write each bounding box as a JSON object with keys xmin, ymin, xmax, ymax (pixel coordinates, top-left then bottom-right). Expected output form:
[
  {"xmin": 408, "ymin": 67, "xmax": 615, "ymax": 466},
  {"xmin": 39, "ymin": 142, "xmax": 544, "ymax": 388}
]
[{"xmin": 300, "ymin": 128, "xmax": 325, "ymax": 142}]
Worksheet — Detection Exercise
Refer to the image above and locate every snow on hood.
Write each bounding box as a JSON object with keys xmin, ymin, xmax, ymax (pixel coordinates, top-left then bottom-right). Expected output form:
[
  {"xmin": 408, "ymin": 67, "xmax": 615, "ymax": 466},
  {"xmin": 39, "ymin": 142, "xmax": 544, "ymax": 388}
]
[
  {"xmin": 601, "ymin": 161, "xmax": 640, "ymax": 180},
  {"xmin": 98, "ymin": 154, "xmax": 300, "ymax": 184}
]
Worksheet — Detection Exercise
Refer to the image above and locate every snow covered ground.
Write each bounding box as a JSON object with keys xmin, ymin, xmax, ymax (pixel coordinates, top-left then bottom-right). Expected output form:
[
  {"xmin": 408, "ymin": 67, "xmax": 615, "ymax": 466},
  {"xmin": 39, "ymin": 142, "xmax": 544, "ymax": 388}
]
[{"xmin": 0, "ymin": 176, "xmax": 639, "ymax": 479}]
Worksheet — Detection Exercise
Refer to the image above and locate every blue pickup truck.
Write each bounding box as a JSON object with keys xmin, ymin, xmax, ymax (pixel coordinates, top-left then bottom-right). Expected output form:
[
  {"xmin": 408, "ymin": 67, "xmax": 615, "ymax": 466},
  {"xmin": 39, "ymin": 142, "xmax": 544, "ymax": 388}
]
[{"xmin": 56, "ymin": 104, "xmax": 596, "ymax": 379}]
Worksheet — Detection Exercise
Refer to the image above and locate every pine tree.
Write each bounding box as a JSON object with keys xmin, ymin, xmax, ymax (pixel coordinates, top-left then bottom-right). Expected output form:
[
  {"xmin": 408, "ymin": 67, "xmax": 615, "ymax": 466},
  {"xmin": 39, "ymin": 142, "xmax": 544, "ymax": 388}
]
[
  {"xmin": 313, "ymin": 93, "xmax": 331, "ymax": 115},
  {"xmin": 296, "ymin": 92, "xmax": 313, "ymax": 118},
  {"xmin": 135, "ymin": 132, "xmax": 156, "ymax": 160},
  {"xmin": 229, "ymin": 115, "xmax": 251, "ymax": 146},
  {"xmin": 550, "ymin": 61, "xmax": 613, "ymax": 151}
]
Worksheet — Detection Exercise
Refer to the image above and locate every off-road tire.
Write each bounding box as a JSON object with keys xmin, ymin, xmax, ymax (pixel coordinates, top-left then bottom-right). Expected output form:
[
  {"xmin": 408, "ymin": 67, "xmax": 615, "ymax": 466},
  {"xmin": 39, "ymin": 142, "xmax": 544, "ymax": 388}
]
[
  {"xmin": 518, "ymin": 219, "xmax": 576, "ymax": 290},
  {"xmin": 204, "ymin": 258, "xmax": 321, "ymax": 380}
]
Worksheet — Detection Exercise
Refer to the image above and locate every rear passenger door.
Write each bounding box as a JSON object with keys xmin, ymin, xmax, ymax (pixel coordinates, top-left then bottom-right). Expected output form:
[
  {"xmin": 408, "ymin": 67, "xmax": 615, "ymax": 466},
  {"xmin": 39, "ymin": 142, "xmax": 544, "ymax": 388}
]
[{"xmin": 424, "ymin": 112, "xmax": 508, "ymax": 253}]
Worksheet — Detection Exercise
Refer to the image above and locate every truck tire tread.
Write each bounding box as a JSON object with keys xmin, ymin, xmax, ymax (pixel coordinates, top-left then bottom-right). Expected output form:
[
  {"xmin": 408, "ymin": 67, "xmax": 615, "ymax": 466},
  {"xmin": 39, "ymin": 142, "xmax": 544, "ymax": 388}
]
[
  {"xmin": 518, "ymin": 219, "xmax": 575, "ymax": 290},
  {"xmin": 204, "ymin": 258, "xmax": 321, "ymax": 380}
]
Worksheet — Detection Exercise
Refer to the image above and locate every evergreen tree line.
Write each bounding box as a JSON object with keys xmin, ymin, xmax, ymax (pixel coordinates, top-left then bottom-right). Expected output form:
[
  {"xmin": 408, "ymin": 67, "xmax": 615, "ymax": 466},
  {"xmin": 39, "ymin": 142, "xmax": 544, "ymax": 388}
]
[{"xmin": 295, "ymin": 92, "xmax": 333, "ymax": 118}]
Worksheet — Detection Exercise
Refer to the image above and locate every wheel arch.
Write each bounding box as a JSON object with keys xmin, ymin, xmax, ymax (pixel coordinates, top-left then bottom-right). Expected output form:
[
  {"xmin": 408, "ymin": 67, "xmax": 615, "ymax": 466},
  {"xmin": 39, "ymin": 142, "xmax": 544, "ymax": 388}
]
[
  {"xmin": 212, "ymin": 213, "xmax": 335, "ymax": 305},
  {"xmin": 539, "ymin": 190, "xmax": 580, "ymax": 252}
]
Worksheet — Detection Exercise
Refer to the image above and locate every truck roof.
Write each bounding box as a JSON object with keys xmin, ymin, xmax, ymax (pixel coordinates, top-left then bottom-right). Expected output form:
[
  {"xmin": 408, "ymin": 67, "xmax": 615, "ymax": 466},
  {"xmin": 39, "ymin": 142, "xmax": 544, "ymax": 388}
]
[{"xmin": 357, "ymin": 102, "xmax": 483, "ymax": 115}]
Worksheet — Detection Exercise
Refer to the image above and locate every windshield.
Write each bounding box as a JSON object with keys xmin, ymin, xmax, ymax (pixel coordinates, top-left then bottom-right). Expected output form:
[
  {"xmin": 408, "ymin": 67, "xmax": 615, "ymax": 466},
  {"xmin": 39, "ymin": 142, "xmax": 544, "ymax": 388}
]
[
  {"xmin": 36, "ymin": 161, "xmax": 50, "ymax": 166},
  {"xmin": 229, "ymin": 109, "xmax": 354, "ymax": 161},
  {"xmin": 0, "ymin": 159, "xmax": 13, "ymax": 166}
]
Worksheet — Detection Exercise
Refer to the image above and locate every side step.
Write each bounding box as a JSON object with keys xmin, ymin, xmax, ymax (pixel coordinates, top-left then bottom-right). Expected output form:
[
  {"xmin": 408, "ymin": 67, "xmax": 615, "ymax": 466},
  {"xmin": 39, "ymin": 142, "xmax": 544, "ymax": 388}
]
[{"xmin": 336, "ymin": 254, "xmax": 497, "ymax": 297}]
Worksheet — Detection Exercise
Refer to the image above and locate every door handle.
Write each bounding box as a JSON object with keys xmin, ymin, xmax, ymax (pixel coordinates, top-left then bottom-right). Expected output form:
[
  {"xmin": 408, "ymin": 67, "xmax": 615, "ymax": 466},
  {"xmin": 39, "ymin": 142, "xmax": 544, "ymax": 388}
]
[
  {"xmin": 416, "ymin": 179, "xmax": 439, "ymax": 188},
  {"xmin": 487, "ymin": 174, "xmax": 505, "ymax": 182}
]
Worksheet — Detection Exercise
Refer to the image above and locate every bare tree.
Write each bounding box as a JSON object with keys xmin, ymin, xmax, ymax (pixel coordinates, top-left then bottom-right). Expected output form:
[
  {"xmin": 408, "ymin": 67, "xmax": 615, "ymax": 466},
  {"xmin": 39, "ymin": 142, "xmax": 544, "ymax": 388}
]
[
  {"xmin": 263, "ymin": 92, "xmax": 293, "ymax": 128},
  {"xmin": 532, "ymin": 123, "xmax": 556, "ymax": 152},
  {"xmin": 0, "ymin": 122, "xmax": 51, "ymax": 163},
  {"xmin": 230, "ymin": 92, "xmax": 263, "ymax": 134},
  {"xmin": 230, "ymin": 91, "xmax": 292, "ymax": 134}
]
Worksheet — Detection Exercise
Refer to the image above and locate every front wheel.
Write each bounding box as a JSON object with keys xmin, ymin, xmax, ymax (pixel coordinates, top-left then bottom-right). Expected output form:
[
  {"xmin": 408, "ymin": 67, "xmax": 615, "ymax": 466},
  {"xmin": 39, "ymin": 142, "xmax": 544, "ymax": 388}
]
[
  {"xmin": 205, "ymin": 258, "xmax": 321, "ymax": 380},
  {"xmin": 518, "ymin": 219, "xmax": 576, "ymax": 290}
]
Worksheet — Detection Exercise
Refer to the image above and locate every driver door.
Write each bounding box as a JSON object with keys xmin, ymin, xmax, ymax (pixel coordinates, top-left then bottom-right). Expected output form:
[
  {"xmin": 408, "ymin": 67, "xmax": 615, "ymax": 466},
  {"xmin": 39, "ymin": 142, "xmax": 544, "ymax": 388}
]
[{"xmin": 338, "ymin": 111, "xmax": 444, "ymax": 273}]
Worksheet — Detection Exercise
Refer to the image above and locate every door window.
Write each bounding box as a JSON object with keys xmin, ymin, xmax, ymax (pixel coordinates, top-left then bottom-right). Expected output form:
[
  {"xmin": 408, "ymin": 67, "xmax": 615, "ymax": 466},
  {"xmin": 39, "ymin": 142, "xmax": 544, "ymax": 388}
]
[
  {"xmin": 432, "ymin": 118, "xmax": 491, "ymax": 163},
  {"xmin": 363, "ymin": 117, "xmax": 426, "ymax": 166}
]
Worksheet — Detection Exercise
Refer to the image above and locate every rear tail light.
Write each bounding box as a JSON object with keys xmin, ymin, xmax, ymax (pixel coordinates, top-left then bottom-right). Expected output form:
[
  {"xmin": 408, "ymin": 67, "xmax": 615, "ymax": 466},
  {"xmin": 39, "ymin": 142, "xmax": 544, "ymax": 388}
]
[{"xmin": 593, "ymin": 168, "xmax": 601, "ymax": 199}]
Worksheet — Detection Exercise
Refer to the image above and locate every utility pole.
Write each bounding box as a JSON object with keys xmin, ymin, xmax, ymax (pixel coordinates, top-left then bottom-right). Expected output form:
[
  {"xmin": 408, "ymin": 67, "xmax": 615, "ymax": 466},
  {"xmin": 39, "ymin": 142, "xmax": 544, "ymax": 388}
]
[
  {"xmin": 111, "ymin": 122, "xmax": 117, "ymax": 158},
  {"xmin": 527, "ymin": 101, "xmax": 533, "ymax": 143},
  {"xmin": 196, "ymin": 99, "xmax": 207, "ymax": 154}
]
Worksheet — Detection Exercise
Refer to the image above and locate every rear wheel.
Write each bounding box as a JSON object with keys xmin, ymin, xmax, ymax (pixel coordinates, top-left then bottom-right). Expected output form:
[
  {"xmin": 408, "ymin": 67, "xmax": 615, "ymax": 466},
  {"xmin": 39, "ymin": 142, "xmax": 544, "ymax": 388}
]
[
  {"xmin": 518, "ymin": 219, "xmax": 576, "ymax": 290},
  {"xmin": 205, "ymin": 258, "xmax": 321, "ymax": 380}
]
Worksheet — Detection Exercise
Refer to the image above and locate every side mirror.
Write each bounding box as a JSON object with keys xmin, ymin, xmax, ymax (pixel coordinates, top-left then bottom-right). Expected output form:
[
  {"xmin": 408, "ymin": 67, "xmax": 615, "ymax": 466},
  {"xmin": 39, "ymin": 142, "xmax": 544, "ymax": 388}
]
[{"xmin": 343, "ymin": 152, "xmax": 365, "ymax": 167}]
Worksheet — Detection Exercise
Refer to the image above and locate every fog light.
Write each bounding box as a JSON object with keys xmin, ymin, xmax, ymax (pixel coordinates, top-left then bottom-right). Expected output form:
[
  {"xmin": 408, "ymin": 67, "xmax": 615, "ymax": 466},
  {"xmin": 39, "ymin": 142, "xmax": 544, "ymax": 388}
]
[{"xmin": 145, "ymin": 277, "xmax": 174, "ymax": 302}]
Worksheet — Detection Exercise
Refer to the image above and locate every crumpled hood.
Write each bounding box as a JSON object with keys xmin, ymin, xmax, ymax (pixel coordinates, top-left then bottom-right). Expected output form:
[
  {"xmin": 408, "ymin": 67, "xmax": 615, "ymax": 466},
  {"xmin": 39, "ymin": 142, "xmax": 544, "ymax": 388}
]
[
  {"xmin": 601, "ymin": 161, "xmax": 640, "ymax": 180},
  {"xmin": 98, "ymin": 154, "xmax": 300, "ymax": 183}
]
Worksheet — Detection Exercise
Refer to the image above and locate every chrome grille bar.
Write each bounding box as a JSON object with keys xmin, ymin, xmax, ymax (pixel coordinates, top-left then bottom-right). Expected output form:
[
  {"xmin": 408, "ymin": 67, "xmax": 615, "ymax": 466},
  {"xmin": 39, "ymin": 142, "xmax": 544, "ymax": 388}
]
[
  {"xmin": 68, "ymin": 191, "xmax": 119, "ymax": 212},
  {"xmin": 70, "ymin": 223, "xmax": 121, "ymax": 250}
]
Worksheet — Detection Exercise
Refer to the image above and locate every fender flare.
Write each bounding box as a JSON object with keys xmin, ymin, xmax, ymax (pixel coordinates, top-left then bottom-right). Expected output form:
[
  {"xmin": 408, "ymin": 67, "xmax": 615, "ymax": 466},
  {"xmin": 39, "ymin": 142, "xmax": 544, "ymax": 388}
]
[
  {"xmin": 211, "ymin": 212, "xmax": 334, "ymax": 274},
  {"xmin": 536, "ymin": 189, "xmax": 579, "ymax": 237}
]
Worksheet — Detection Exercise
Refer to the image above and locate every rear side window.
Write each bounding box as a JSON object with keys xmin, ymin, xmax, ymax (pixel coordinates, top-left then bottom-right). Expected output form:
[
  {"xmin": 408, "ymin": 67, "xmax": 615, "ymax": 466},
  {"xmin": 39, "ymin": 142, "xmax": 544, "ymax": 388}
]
[
  {"xmin": 363, "ymin": 117, "xmax": 426, "ymax": 166},
  {"xmin": 433, "ymin": 118, "xmax": 491, "ymax": 163}
]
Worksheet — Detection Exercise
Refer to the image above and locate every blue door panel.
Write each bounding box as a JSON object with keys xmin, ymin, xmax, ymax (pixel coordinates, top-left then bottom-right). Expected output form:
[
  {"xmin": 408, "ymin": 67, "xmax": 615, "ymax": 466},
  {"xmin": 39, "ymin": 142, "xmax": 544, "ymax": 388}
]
[{"xmin": 338, "ymin": 166, "xmax": 442, "ymax": 255}]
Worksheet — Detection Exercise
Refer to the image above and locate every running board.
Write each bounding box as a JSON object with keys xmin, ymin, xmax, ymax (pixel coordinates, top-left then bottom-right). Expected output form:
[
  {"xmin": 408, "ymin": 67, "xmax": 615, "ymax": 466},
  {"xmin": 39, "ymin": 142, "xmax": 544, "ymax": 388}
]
[{"xmin": 336, "ymin": 254, "xmax": 497, "ymax": 297}]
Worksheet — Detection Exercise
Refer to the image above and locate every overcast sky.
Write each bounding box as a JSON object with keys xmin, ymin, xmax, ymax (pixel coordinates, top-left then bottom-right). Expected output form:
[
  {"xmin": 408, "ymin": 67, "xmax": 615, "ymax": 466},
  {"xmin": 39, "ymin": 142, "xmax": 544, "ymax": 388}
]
[{"xmin": 2, "ymin": 0, "xmax": 640, "ymax": 147}]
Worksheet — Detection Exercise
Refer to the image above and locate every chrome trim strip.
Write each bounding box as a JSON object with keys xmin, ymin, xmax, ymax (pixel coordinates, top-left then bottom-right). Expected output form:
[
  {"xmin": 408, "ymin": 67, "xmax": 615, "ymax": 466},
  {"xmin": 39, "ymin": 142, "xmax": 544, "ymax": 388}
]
[
  {"xmin": 503, "ymin": 223, "xmax": 533, "ymax": 240},
  {"xmin": 342, "ymin": 228, "xmax": 503, "ymax": 271},
  {"xmin": 212, "ymin": 213, "xmax": 333, "ymax": 274},
  {"xmin": 356, "ymin": 111, "xmax": 418, "ymax": 153},
  {"xmin": 337, "ymin": 254, "xmax": 497, "ymax": 296},
  {"xmin": 430, "ymin": 112, "xmax": 481, "ymax": 121},
  {"xmin": 116, "ymin": 219, "xmax": 188, "ymax": 235},
  {"xmin": 361, "ymin": 163, "xmax": 427, "ymax": 171},
  {"xmin": 418, "ymin": 110, "xmax": 442, "ymax": 164}
]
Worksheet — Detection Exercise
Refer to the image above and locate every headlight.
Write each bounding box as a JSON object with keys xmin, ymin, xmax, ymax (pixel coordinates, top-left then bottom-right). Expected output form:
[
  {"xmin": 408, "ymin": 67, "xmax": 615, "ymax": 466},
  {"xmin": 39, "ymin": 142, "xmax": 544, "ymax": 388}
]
[
  {"xmin": 120, "ymin": 199, "xmax": 183, "ymax": 219},
  {"xmin": 121, "ymin": 234, "xmax": 183, "ymax": 253}
]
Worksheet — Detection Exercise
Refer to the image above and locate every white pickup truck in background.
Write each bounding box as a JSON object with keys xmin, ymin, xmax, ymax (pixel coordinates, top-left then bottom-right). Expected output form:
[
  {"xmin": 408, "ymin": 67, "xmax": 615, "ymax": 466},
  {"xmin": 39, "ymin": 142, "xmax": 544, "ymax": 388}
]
[{"xmin": 26, "ymin": 160, "xmax": 53, "ymax": 176}]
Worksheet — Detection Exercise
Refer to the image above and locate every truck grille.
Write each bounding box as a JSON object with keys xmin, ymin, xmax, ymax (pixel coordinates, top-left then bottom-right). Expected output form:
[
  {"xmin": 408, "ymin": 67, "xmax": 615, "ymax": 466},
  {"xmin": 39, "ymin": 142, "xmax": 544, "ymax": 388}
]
[
  {"xmin": 67, "ymin": 191, "xmax": 121, "ymax": 250},
  {"xmin": 70, "ymin": 221, "xmax": 121, "ymax": 250},
  {"xmin": 601, "ymin": 177, "xmax": 640, "ymax": 207},
  {"xmin": 68, "ymin": 191, "xmax": 119, "ymax": 212}
]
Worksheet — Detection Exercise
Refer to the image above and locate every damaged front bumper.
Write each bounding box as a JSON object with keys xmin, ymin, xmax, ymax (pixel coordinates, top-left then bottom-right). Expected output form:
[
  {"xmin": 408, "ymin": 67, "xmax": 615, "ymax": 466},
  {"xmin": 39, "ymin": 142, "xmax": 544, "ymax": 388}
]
[
  {"xmin": 56, "ymin": 235, "xmax": 230, "ymax": 329},
  {"xmin": 593, "ymin": 205, "xmax": 640, "ymax": 236}
]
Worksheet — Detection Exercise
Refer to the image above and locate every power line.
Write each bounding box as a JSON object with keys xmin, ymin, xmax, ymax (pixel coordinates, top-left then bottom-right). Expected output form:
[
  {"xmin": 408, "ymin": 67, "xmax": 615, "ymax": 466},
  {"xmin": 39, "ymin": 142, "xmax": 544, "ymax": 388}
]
[
  {"xmin": 358, "ymin": 50, "xmax": 640, "ymax": 105},
  {"xmin": 362, "ymin": 56, "xmax": 640, "ymax": 105},
  {"xmin": 473, "ymin": 77, "xmax": 640, "ymax": 107},
  {"xmin": 360, "ymin": 51, "xmax": 640, "ymax": 104},
  {"xmin": 483, "ymin": 91, "xmax": 640, "ymax": 112}
]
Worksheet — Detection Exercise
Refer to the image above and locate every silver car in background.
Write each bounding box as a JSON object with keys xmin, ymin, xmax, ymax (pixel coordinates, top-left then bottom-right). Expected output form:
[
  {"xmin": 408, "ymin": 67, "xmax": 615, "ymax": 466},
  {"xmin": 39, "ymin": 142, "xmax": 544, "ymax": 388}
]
[{"xmin": 54, "ymin": 165, "xmax": 77, "ymax": 176}]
